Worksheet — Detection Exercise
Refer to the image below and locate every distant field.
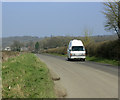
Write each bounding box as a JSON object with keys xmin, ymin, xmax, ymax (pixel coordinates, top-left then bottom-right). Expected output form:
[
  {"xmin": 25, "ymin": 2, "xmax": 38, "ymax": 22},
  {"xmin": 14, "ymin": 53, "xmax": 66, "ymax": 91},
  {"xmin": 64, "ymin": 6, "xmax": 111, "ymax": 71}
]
[{"xmin": 2, "ymin": 53, "xmax": 56, "ymax": 98}]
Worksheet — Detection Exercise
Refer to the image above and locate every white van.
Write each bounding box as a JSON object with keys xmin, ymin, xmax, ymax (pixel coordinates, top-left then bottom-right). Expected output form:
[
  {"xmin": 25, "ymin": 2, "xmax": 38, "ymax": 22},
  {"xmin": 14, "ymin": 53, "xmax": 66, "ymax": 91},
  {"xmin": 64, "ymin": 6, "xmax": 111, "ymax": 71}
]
[{"xmin": 67, "ymin": 39, "xmax": 86, "ymax": 61}]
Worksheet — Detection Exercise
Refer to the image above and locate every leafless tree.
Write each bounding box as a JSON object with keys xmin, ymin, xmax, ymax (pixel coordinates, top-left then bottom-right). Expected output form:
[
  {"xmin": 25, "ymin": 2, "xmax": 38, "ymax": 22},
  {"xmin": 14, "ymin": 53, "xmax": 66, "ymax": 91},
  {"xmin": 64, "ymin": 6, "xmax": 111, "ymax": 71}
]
[{"xmin": 103, "ymin": 1, "xmax": 120, "ymax": 39}]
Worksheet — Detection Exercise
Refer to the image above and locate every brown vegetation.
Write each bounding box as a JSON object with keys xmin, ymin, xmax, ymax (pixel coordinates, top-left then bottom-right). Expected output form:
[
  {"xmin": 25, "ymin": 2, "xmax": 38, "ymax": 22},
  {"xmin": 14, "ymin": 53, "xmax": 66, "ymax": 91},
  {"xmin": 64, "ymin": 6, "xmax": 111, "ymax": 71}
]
[
  {"xmin": 44, "ymin": 46, "xmax": 67, "ymax": 55},
  {"xmin": 2, "ymin": 51, "xmax": 20, "ymax": 62}
]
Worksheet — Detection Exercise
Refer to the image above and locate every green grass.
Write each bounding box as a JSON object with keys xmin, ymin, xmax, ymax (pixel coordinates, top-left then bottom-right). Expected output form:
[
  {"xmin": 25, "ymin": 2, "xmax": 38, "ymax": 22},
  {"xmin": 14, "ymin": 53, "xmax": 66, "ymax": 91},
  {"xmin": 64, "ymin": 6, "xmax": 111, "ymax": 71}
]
[
  {"xmin": 2, "ymin": 53, "xmax": 56, "ymax": 98},
  {"xmin": 86, "ymin": 56, "xmax": 119, "ymax": 66}
]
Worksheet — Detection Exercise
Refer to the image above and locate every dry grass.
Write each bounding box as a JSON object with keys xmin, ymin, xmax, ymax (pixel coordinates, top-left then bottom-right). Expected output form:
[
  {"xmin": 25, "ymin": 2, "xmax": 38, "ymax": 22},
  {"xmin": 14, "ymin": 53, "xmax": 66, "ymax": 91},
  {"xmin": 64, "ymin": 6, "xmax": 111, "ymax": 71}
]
[{"xmin": 2, "ymin": 51, "xmax": 20, "ymax": 62}]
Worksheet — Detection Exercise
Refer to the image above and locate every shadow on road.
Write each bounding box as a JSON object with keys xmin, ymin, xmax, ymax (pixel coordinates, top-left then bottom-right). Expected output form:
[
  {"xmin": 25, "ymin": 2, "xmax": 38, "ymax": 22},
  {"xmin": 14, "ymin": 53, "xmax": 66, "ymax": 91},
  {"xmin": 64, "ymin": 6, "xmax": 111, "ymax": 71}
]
[{"xmin": 65, "ymin": 59, "xmax": 85, "ymax": 62}]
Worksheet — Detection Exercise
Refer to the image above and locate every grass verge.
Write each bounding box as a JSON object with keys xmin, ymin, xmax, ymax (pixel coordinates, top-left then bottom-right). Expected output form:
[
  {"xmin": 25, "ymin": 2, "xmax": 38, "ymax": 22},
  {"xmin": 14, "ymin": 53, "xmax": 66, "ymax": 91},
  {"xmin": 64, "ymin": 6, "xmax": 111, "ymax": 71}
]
[
  {"xmin": 86, "ymin": 56, "xmax": 119, "ymax": 66},
  {"xmin": 2, "ymin": 53, "xmax": 56, "ymax": 98}
]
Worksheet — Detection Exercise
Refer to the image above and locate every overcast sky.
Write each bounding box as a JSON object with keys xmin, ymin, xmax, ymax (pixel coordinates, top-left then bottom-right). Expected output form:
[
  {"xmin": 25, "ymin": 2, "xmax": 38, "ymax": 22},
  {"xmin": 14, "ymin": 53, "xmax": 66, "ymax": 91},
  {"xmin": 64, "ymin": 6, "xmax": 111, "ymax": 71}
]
[{"xmin": 2, "ymin": 2, "xmax": 112, "ymax": 37}]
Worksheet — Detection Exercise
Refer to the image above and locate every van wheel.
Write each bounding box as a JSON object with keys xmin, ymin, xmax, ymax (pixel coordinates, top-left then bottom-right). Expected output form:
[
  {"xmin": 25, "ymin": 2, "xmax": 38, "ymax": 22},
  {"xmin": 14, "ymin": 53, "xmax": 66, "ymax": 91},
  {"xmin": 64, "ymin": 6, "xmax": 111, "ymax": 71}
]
[
  {"xmin": 67, "ymin": 58, "xmax": 70, "ymax": 61},
  {"xmin": 83, "ymin": 59, "xmax": 85, "ymax": 61}
]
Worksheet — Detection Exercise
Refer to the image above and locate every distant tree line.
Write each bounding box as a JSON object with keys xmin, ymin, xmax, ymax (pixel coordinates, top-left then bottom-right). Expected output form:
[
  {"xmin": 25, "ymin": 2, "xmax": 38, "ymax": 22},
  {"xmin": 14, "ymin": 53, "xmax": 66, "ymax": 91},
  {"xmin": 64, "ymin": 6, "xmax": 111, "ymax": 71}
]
[
  {"xmin": 10, "ymin": 40, "xmax": 40, "ymax": 53},
  {"xmin": 11, "ymin": 41, "xmax": 24, "ymax": 51}
]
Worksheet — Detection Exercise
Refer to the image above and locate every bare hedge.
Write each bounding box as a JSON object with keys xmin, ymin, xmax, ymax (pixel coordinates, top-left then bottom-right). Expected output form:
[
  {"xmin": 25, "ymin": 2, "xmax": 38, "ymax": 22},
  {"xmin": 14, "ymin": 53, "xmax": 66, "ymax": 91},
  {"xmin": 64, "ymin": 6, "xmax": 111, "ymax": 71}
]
[{"xmin": 86, "ymin": 39, "xmax": 120, "ymax": 60}]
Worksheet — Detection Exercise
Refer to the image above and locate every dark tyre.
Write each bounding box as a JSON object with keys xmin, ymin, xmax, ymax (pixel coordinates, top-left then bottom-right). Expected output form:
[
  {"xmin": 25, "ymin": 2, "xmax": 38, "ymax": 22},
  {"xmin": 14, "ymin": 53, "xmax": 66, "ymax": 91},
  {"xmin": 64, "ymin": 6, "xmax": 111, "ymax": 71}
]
[
  {"xmin": 83, "ymin": 59, "xmax": 85, "ymax": 61},
  {"xmin": 67, "ymin": 58, "xmax": 70, "ymax": 61}
]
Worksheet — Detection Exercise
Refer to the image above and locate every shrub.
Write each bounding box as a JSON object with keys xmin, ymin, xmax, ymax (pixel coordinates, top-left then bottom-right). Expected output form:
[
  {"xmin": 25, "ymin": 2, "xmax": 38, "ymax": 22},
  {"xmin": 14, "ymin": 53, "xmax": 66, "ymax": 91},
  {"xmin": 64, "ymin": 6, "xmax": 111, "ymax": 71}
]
[{"xmin": 86, "ymin": 39, "xmax": 120, "ymax": 60}]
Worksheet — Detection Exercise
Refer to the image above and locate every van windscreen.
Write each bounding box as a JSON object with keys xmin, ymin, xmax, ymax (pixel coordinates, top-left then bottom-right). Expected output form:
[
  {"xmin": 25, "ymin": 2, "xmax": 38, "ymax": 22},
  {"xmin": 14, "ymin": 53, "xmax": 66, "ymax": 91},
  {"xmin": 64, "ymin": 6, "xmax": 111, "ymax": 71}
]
[{"xmin": 72, "ymin": 46, "xmax": 84, "ymax": 51}]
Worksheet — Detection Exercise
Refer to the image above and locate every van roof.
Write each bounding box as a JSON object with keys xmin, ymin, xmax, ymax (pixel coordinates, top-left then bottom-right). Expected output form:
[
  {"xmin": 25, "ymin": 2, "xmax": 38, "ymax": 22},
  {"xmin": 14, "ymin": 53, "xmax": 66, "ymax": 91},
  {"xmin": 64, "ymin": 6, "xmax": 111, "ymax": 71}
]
[
  {"xmin": 70, "ymin": 39, "xmax": 83, "ymax": 46},
  {"xmin": 72, "ymin": 39, "xmax": 82, "ymax": 41}
]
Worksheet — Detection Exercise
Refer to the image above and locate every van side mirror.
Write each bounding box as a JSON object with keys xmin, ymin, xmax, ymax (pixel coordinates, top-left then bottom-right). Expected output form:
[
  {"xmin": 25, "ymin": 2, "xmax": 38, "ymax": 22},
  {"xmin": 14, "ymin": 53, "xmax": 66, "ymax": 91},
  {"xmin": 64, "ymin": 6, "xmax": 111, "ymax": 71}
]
[{"xmin": 69, "ymin": 49, "xmax": 71, "ymax": 51}]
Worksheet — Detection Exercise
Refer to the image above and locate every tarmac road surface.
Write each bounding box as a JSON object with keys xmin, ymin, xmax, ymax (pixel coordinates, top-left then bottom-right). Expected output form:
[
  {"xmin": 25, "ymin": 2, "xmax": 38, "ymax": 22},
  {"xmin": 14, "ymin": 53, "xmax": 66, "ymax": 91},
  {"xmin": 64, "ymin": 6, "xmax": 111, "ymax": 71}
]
[{"xmin": 37, "ymin": 54, "xmax": 118, "ymax": 98}]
